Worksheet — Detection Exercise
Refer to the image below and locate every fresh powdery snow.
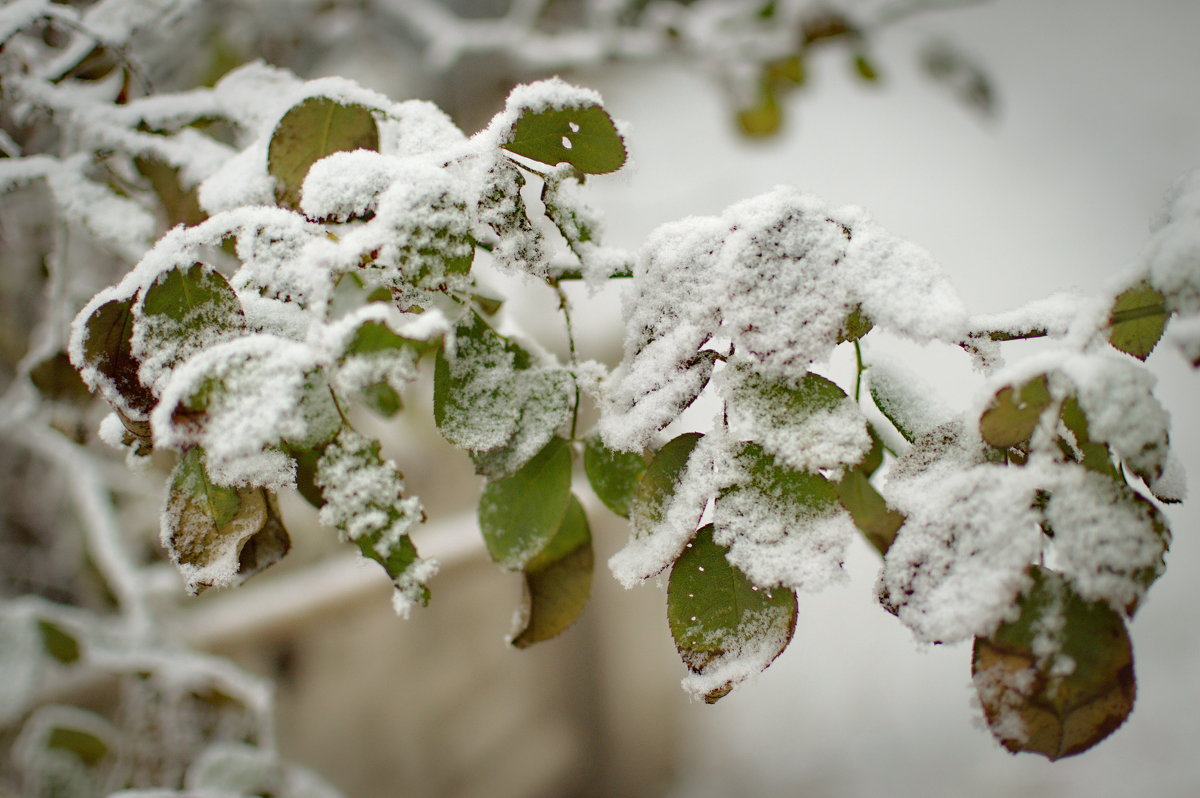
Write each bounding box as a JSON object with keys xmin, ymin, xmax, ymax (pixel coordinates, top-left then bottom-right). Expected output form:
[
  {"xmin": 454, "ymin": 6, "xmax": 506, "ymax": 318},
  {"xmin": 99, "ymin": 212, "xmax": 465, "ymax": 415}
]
[{"xmin": 600, "ymin": 186, "xmax": 968, "ymax": 452}]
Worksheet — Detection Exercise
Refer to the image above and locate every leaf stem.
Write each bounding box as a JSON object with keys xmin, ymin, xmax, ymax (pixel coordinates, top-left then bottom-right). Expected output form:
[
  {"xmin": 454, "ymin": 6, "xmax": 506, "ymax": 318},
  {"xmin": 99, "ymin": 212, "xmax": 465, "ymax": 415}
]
[
  {"xmin": 553, "ymin": 281, "xmax": 581, "ymax": 440},
  {"xmin": 853, "ymin": 339, "xmax": 864, "ymax": 403}
]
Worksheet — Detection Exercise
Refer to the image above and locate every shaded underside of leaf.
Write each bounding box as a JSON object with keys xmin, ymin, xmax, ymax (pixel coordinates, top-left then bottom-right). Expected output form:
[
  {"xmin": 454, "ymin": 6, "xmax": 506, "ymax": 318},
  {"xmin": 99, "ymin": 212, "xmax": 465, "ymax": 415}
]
[
  {"xmin": 80, "ymin": 295, "xmax": 155, "ymax": 414},
  {"xmin": 979, "ymin": 373, "xmax": 1051, "ymax": 449},
  {"xmin": 836, "ymin": 467, "xmax": 904, "ymax": 555},
  {"xmin": 163, "ymin": 447, "xmax": 290, "ymax": 594},
  {"xmin": 511, "ymin": 495, "xmax": 593, "ymax": 648}
]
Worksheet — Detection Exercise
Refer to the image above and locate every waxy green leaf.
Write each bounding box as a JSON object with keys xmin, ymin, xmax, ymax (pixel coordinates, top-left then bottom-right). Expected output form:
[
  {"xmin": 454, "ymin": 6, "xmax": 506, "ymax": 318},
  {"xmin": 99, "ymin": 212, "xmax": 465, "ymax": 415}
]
[
  {"xmin": 667, "ymin": 525, "xmax": 797, "ymax": 703},
  {"xmin": 502, "ymin": 104, "xmax": 626, "ymax": 175},
  {"xmin": 478, "ymin": 436, "xmax": 573, "ymax": 570},
  {"xmin": 268, "ymin": 96, "xmax": 379, "ymax": 210},
  {"xmin": 973, "ymin": 567, "xmax": 1135, "ymax": 761}
]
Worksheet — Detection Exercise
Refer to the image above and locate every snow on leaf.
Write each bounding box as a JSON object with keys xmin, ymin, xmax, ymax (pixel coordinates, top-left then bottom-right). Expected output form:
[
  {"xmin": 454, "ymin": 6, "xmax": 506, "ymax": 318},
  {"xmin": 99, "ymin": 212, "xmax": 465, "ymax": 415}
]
[
  {"xmin": 477, "ymin": 436, "xmax": 573, "ymax": 571},
  {"xmin": 315, "ymin": 428, "xmax": 432, "ymax": 616},
  {"xmin": 1061, "ymin": 353, "xmax": 1170, "ymax": 485},
  {"xmin": 510, "ymin": 494, "xmax": 594, "ymax": 649},
  {"xmin": 611, "ymin": 432, "xmax": 714, "ymax": 588},
  {"xmin": 1043, "ymin": 465, "xmax": 1170, "ymax": 616},
  {"xmin": 433, "ymin": 312, "xmax": 572, "ymax": 478},
  {"xmin": 667, "ymin": 525, "xmax": 797, "ymax": 703},
  {"xmin": 162, "ymin": 447, "xmax": 291, "ymax": 595},
  {"xmin": 722, "ymin": 365, "xmax": 870, "ymax": 478},
  {"xmin": 347, "ymin": 161, "xmax": 475, "ymax": 301},
  {"xmin": 152, "ymin": 334, "xmax": 335, "ymax": 489},
  {"xmin": 972, "ymin": 566, "xmax": 1135, "ymax": 761},
  {"xmin": 133, "ymin": 261, "xmax": 247, "ymax": 395},
  {"xmin": 713, "ymin": 443, "xmax": 853, "ymax": 592},
  {"xmin": 867, "ymin": 361, "xmax": 953, "ymax": 445},
  {"xmin": 299, "ymin": 148, "xmax": 399, "ymax": 222},
  {"xmin": 268, "ymin": 96, "xmax": 380, "ymax": 210},
  {"xmin": 476, "ymin": 156, "xmax": 547, "ymax": 278},
  {"xmin": 880, "ymin": 460, "xmax": 1043, "ymax": 644}
]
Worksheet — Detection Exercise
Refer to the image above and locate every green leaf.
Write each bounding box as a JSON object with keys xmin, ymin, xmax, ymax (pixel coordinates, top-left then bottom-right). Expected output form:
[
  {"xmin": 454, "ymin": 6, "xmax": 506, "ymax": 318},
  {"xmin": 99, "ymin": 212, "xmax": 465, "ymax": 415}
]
[
  {"xmin": 315, "ymin": 428, "xmax": 430, "ymax": 611},
  {"xmin": 46, "ymin": 726, "xmax": 109, "ymax": 767},
  {"xmin": 477, "ymin": 436, "xmax": 573, "ymax": 570},
  {"xmin": 583, "ymin": 433, "xmax": 647, "ymax": 518},
  {"xmin": 1108, "ymin": 280, "xmax": 1168, "ymax": 361},
  {"xmin": 511, "ymin": 495, "xmax": 594, "ymax": 648},
  {"xmin": 163, "ymin": 447, "xmax": 290, "ymax": 594},
  {"xmin": 268, "ymin": 96, "xmax": 380, "ymax": 210},
  {"xmin": 736, "ymin": 86, "xmax": 782, "ymax": 138},
  {"xmin": 837, "ymin": 468, "xmax": 904, "ymax": 555},
  {"xmin": 135, "ymin": 155, "xmax": 206, "ymax": 227},
  {"xmin": 667, "ymin": 525, "xmax": 797, "ymax": 703},
  {"xmin": 501, "ymin": 104, "xmax": 626, "ymax": 175},
  {"xmin": 979, "ymin": 373, "xmax": 1052, "ymax": 449},
  {"xmin": 37, "ymin": 620, "xmax": 81, "ymax": 665},
  {"xmin": 837, "ymin": 304, "xmax": 873, "ymax": 343},
  {"xmin": 29, "ymin": 351, "xmax": 92, "ymax": 404},
  {"xmin": 78, "ymin": 295, "xmax": 155, "ymax": 415},
  {"xmin": 853, "ymin": 52, "xmax": 881, "ymax": 82},
  {"xmin": 972, "ymin": 566, "xmax": 1135, "ymax": 761},
  {"xmin": 630, "ymin": 432, "xmax": 703, "ymax": 540}
]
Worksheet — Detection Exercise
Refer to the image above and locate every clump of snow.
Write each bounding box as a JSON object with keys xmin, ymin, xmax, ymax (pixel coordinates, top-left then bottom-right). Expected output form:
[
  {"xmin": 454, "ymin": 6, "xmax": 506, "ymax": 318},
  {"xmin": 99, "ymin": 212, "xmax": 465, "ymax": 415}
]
[
  {"xmin": 866, "ymin": 361, "xmax": 954, "ymax": 443},
  {"xmin": 1045, "ymin": 465, "xmax": 1169, "ymax": 615},
  {"xmin": 300, "ymin": 149, "xmax": 401, "ymax": 221},
  {"xmin": 1060, "ymin": 352, "xmax": 1170, "ymax": 482},
  {"xmin": 609, "ymin": 433, "xmax": 720, "ymax": 588},
  {"xmin": 600, "ymin": 186, "xmax": 969, "ymax": 452},
  {"xmin": 720, "ymin": 365, "xmax": 871, "ymax": 478},
  {"xmin": 880, "ymin": 462, "xmax": 1042, "ymax": 644},
  {"xmin": 151, "ymin": 335, "xmax": 323, "ymax": 489},
  {"xmin": 1169, "ymin": 313, "xmax": 1200, "ymax": 367}
]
